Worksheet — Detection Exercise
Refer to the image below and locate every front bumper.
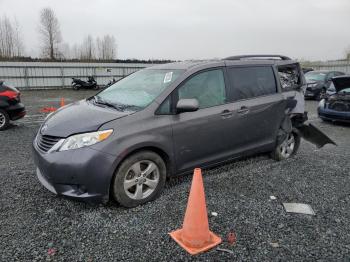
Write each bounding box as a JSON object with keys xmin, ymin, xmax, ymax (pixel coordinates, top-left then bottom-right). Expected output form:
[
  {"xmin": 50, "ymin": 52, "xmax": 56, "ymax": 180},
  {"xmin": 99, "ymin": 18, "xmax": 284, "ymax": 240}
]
[
  {"xmin": 7, "ymin": 102, "xmax": 26, "ymax": 120},
  {"xmin": 318, "ymin": 106, "xmax": 350, "ymax": 123},
  {"xmin": 305, "ymin": 89, "xmax": 318, "ymax": 98},
  {"xmin": 33, "ymin": 139, "xmax": 117, "ymax": 203}
]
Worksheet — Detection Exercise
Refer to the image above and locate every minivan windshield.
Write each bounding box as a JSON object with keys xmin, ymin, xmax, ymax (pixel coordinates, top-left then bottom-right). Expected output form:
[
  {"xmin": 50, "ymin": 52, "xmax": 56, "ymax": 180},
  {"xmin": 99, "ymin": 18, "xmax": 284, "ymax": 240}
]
[
  {"xmin": 305, "ymin": 72, "xmax": 326, "ymax": 82},
  {"xmin": 95, "ymin": 69, "xmax": 184, "ymax": 110}
]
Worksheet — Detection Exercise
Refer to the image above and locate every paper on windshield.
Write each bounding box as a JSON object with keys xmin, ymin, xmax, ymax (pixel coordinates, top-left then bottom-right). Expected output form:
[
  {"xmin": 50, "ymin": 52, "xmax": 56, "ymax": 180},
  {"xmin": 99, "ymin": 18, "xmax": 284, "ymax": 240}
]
[{"xmin": 164, "ymin": 72, "xmax": 173, "ymax": 83}]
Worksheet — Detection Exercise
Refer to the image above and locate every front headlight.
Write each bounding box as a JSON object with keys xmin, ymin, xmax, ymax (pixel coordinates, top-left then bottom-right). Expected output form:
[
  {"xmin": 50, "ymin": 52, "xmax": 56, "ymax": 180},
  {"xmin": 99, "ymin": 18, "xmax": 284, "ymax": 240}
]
[
  {"xmin": 308, "ymin": 83, "xmax": 318, "ymax": 89},
  {"xmin": 318, "ymin": 98, "xmax": 325, "ymax": 108},
  {"xmin": 58, "ymin": 129, "xmax": 113, "ymax": 151}
]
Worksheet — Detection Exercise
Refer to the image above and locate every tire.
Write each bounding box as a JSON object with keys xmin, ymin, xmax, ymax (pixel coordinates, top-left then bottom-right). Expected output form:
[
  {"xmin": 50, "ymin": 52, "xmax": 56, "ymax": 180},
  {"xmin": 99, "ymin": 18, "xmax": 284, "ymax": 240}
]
[
  {"xmin": 93, "ymin": 85, "xmax": 99, "ymax": 90},
  {"xmin": 0, "ymin": 109, "xmax": 10, "ymax": 131},
  {"xmin": 271, "ymin": 129, "xmax": 301, "ymax": 161},
  {"xmin": 72, "ymin": 85, "xmax": 80, "ymax": 90},
  {"xmin": 112, "ymin": 151, "xmax": 167, "ymax": 208}
]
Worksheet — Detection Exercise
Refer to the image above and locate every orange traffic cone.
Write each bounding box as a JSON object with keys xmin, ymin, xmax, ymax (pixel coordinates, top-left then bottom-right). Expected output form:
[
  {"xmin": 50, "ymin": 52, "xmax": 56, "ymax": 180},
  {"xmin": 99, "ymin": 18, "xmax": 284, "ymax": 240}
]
[
  {"xmin": 169, "ymin": 168, "xmax": 222, "ymax": 255},
  {"xmin": 60, "ymin": 98, "xmax": 65, "ymax": 107}
]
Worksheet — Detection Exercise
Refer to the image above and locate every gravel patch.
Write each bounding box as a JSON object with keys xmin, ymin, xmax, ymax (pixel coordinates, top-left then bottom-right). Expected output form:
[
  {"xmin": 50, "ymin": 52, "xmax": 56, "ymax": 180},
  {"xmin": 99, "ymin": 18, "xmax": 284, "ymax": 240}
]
[{"xmin": 0, "ymin": 90, "xmax": 349, "ymax": 261}]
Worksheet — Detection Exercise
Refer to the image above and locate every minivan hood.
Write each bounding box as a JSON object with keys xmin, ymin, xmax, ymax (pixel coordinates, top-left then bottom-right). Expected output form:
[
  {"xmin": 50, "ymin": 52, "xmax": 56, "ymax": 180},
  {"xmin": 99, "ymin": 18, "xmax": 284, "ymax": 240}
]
[
  {"xmin": 332, "ymin": 77, "xmax": 350, "ymax": 92},
  {"xmin": 41, "ymin": 99, "xmax": 132, "ymax": 137}
]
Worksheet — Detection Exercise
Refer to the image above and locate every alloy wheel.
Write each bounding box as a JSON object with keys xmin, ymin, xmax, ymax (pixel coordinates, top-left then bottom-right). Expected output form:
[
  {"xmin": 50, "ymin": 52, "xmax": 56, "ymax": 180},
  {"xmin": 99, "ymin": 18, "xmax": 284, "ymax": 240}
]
[
  {"xmin": 123, "ymin": 160, "xmax": 160, "ymax": 200},
  {"xmin": 279, "ymin": 133, "xmax": 295, "ymax": 158}
]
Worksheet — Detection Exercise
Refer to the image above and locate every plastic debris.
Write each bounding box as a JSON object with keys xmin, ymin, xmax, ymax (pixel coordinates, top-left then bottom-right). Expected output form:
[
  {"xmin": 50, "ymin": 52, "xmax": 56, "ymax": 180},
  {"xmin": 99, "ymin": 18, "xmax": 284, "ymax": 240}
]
[
  {"xmin": 47, "ymin": 248, "xmax": 56, "ymax": 256},
  {"xmin": 211, "ymin": 212, "xmax": 218, "ymax": 217},
  {"xmin": 270, "ymin": 242, "xmax": 280, "ymax": 248},
  {"xmin": 217, "ymin": 247, "xmax": 234, "ymax": 254},
  {"xmin": 283, "ymin": 203, "xmax": 315, "ymax": 215},
  {"xmin": 227, "ymin": 231, "xmax": 236, "ymax": 246},
  {"xmin": 270, "ymin": 196, "xmax": 277, "ymax": 200}
]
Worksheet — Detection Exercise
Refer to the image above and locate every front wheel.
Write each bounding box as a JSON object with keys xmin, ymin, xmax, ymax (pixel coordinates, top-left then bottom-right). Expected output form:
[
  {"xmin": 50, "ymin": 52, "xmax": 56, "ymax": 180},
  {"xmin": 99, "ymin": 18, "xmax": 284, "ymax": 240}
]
[
  {"xmin": 271, "ymin": 130, "xmax": 300, "ymax": 161},
  {"xmin": 0, "ymin": 109, "xmax": 10, "ymax": 131},
  {"xmin": 112, "ymin": 151, "xmax": 167, "ymax": 208},
  {"xmin": 72, "ymin": 84, "xmax": 80, "ymax": 90}
]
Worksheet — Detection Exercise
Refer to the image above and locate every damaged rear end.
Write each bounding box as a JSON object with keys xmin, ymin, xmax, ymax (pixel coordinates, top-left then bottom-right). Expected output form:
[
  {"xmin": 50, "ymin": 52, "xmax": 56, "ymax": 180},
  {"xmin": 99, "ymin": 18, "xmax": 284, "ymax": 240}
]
[{"xmin": 276, "ymin": 63, "xmax": 336, "ymax": 149}]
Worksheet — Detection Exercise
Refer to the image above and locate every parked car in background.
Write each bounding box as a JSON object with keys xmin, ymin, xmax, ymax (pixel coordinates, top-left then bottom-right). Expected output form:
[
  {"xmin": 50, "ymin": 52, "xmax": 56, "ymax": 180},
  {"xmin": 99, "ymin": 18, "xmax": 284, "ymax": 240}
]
[
  {"xmin": 304, "ymin": 70, "xmax": 345, "ymax": 100},
  {"xmin": 0, "ymin": 81, "xmax": 26, "ymax": 130},
  {"xmin": 302, "ymin": 67, "xmax": 313, "ymax": 74},
  {"xmin": 33, "ymin": 55, "xmax": 334, "ymax": 207},
  {"xmin": 318, "ymin": 75, "xmax": 350, "ymax": 123}
]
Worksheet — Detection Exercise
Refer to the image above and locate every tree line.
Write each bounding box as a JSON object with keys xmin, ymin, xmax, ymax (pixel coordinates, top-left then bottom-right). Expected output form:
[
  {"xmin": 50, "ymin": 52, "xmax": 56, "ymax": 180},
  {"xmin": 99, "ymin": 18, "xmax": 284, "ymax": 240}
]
[{"xmin": 0, "ymin": 7, "xmax": 118, "ymax": 61}]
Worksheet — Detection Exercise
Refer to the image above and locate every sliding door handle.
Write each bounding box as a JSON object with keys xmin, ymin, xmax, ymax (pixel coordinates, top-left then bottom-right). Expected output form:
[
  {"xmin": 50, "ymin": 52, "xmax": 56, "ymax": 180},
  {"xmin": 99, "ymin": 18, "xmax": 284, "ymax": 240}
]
[{"xmin": 237, "ymin": 106, "xmax": 249, "ymax": 114}]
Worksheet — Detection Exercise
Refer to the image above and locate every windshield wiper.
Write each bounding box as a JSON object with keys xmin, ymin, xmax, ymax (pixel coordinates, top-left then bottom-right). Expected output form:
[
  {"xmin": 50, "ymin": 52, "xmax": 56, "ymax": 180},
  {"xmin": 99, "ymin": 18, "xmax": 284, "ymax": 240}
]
[
  {"xmin": 93, "ymin": 96, "xmax": 139, "ymax": 111},
  {"xmin": 93, "ymin": 96, "xmax": 123, "ymax": 110}
]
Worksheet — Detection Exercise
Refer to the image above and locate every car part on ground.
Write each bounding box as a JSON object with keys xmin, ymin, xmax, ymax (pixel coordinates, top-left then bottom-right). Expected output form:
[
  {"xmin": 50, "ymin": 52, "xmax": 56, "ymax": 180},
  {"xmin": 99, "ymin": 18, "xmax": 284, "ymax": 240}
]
[
  {"xmin": 318, "ymin": 75, "xmax": 350, "ymax": 123},
  {"xmin": 0, "ymin": 81, "xmax": 26, "ymax": 130}
]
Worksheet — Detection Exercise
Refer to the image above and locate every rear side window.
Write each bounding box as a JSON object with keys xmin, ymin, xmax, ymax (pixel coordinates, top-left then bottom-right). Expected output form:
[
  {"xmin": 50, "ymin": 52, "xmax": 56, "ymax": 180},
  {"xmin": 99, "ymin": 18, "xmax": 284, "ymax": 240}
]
[
  {"xmin": 278, "ymin": 64, "xmax": 302, "ymax": 91},
  {"xmin": 227, "ymin": 66, "xmax": 277, "ymax": 101}
]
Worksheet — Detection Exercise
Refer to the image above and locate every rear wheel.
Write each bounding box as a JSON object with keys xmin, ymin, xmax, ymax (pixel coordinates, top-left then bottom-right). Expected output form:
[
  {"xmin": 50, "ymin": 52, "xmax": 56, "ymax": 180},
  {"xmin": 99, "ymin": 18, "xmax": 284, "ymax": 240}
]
[
  {"xmin": 0, "ymin": 109, "xmax": 10, "ymax": 131},
  {"xmin": 271, "ymin": 130, "xmax": 300, "ymax": 161},
  {"xmin": 72, "ymin": 84, "xmax": 80, "ymax": 90},
  {"xmin": 112, "ymin": 151, "xmax": 167, "ymax": 207}
]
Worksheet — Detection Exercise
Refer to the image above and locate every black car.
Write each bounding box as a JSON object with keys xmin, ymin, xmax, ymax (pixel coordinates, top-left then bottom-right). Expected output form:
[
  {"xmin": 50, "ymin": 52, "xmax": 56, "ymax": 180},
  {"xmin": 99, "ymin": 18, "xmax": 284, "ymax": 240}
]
[
  {"xmin": 0, "ymin": 81, "xmax": 26, "ymax": 130},
  {"xmin": 318, "ymin": 75, "xmax": 350, "ymax": 123},
  {"xmin": 304, "ymin": 70, "xmax": 345, "ymax": 100}
]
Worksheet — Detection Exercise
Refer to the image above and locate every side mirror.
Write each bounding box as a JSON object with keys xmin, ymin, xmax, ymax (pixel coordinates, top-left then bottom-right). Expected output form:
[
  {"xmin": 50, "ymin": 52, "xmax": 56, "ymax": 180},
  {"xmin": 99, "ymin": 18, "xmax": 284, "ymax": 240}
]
[{"xmin": 176, "ymin": 98, "xmax": 199, "ymax": 114}]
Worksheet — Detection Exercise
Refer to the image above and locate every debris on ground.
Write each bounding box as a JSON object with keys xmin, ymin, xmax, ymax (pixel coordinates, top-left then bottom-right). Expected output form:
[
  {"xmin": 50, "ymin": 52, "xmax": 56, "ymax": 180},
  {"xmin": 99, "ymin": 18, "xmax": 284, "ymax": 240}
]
[
  {"xmin": 270, "ymin": 196, "xmax": 277, "ymax": 200},
  {"xmin": 270, "ymin": 242, "xmax": 280, "ymax": 248},
  {"xmin": 211, "ymin": 212, "xmax": 218, "ymax": 217},
  {"xmin": 47, "ymin": 248, "xmax": 56, "ymax": 256},
  {"xmin": 283, "ymin": 203, "xmax": 315, "ymax": 215},
  {"xmin": 217, "ymin": 247, "xmax": 234, "ymax": 254},
  {"xmin": 227, "ymin": 231, "xmax": 236, "ymax": 246}
]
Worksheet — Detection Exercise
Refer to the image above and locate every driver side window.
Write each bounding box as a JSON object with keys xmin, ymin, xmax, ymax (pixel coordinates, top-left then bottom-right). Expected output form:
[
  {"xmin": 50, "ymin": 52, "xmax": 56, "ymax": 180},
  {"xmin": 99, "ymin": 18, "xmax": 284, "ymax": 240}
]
[{"xmin": 177, "ymin": 69, "xmax": 226, "ymax": 109}]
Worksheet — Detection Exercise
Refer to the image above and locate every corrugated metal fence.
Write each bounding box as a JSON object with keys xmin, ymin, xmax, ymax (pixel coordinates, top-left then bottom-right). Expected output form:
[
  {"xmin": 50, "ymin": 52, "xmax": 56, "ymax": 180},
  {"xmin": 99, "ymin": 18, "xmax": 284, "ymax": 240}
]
[
  {"xmin": 1, "ymin": 60, "xmax": 349, "ymax": 90},
  {"xmin": 0, "ymin": 62, "xmax": 155, "ymax": 89},
  {"xmin": 306, "ymin": 60, "xmax": 350, "ymax": 74}
]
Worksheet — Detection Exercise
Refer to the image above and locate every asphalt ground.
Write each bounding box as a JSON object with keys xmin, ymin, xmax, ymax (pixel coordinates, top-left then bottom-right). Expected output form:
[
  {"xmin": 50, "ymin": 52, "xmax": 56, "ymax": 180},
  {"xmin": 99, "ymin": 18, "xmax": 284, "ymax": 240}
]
[{"xmin": 0, "ymin": 89, "xmax": 349, "ymax": 261}]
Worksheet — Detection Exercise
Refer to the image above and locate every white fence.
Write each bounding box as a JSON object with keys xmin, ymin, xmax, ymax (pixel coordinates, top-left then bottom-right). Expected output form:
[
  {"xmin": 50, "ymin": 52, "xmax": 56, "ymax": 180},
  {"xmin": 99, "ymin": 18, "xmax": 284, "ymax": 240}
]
[{"xmin": 0, "ymin": 62, "xmax": 156, "ymax": 89}]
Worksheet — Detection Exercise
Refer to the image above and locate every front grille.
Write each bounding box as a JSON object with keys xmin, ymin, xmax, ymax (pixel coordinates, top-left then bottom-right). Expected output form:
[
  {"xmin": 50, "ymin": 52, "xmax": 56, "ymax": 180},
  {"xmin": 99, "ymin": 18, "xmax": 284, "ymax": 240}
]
[
  {"xmin": 37, "ymin": 134, "xmax": 62, "ymax": 153},
  {"xmin": 329, "ymin": 102, "xmax": 350, "ymax": 112}
]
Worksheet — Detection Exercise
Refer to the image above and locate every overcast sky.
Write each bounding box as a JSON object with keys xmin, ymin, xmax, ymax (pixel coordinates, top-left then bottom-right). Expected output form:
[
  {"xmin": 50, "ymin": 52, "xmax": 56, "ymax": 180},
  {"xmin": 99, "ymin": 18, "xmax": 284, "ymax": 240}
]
[{"xmin": 1, "ymin": 0, "xmax": 350, "ymax": 61}]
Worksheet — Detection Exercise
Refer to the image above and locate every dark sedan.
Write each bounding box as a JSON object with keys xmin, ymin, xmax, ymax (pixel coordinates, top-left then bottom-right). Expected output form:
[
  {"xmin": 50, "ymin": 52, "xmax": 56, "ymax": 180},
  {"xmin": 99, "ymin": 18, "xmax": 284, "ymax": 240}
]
[
  {"xmin": 305, "ymin": 70, "xmax": 345, "ymax": 100},
  {"xmin": 318, "ymin": 75, "xmax": 350, "ymax": 123}
]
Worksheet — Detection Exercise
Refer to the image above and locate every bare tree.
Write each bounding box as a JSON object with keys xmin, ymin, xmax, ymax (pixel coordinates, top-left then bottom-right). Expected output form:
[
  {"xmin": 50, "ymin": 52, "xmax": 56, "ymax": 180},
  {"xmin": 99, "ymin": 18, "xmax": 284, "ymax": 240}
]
[
  {"xmin": 80, "ymin": 35, "xmax": 95, "ymax": 60},
  {"xmin": 38, "ymin": 7, "xmax": 62, "ymax": 59},
  {"xmin": 0, "ymin": 16, "xmax": 24, "ymax": 58},
  {"xmin": 96, "ymin": 35, "xmax": 117, "ymax": 60}
]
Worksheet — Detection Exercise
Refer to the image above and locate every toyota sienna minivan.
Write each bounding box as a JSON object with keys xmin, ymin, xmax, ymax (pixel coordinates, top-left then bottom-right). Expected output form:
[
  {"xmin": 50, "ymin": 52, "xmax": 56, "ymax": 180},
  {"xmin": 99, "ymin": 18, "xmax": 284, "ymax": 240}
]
[{"xmin": 33, "ymin": 55, "xmax": 310, "ymax": 207}]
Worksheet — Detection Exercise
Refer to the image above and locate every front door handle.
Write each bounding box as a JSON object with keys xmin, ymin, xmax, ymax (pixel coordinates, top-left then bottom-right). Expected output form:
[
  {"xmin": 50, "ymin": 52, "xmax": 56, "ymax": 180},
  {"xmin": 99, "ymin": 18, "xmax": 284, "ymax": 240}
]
[
  {"xmin": 221, "ymin": 109, "xmax": 233, "ymax": 118},
  {"xmin": 237, "ymin": 106, "xmax": 249, "ymax": 115}
]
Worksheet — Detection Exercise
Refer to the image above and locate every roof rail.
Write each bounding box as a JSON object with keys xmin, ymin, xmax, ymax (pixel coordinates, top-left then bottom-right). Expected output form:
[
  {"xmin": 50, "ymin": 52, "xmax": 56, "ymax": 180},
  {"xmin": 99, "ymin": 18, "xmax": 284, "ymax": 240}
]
[{"xmin": 224, "ymin": 55, "xmax": 291, "ymax": 61}]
